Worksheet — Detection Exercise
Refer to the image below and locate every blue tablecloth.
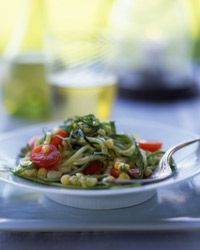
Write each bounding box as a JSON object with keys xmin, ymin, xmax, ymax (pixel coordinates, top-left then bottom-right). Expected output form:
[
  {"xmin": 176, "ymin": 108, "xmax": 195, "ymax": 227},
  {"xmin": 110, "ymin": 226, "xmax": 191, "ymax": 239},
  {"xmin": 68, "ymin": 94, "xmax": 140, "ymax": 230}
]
[{"xmin": 1, "ymin": 94, "xmax": 200, "ymax": 249}]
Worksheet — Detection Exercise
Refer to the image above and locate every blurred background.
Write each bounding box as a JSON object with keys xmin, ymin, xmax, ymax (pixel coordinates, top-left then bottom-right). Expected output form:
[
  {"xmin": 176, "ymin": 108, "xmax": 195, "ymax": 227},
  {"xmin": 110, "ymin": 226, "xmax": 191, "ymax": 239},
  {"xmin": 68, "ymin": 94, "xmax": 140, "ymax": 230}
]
[{"xmin": 0, "ymin": 0, "xmax": 200, "ymax": 123}]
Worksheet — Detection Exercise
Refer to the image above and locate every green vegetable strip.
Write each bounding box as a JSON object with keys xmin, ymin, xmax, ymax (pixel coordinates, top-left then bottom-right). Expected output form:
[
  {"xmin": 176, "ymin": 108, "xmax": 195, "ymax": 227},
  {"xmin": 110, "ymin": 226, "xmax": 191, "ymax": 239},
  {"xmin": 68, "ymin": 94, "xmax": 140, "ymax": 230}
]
[{"xmin": 58, "ymin": 145, "xmax": 92, "ymax": 173}]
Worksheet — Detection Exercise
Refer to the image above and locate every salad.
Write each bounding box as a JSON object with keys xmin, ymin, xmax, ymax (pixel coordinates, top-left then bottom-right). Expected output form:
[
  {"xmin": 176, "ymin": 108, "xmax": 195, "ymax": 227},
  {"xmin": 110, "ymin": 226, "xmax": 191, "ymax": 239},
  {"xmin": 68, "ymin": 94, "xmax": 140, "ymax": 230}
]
[{"xmin": 14, "ymin": 114, "xmax": 164, "ymax": 189}]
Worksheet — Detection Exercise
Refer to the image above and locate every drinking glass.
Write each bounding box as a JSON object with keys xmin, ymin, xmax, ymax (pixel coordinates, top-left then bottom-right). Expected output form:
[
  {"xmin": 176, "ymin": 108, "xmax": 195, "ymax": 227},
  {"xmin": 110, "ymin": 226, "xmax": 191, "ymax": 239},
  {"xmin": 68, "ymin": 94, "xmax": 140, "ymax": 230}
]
[
  {"xmin": 108, "ymin": 0, "xmax": 197, "ymax": 100},
  {"xmin": 46, "ymin": 37, "xmax": 117, "ymax": 120},
  {"xmin": 45, "ymin": 0, "xmax": 117, "ymax": 120}
]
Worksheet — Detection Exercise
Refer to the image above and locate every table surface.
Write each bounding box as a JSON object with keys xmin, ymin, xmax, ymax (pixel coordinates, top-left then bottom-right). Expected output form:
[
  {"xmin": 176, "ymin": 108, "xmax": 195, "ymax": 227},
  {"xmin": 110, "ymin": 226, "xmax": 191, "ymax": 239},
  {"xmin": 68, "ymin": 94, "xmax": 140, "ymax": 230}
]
[{"xmin": 1, "ymin": 90, "xmax": 200, "ymax": 249}]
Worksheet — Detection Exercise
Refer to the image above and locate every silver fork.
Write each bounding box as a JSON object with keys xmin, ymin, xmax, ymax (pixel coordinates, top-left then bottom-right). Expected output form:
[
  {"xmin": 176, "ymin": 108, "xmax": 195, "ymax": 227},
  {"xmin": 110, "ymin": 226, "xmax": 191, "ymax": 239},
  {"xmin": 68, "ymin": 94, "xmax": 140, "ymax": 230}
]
[
  {"xmin": 104, "ymin": 138, "xmax": 200, "ymax": 185},
  {"xmin": 0, "ymin": 139, "xmax": 200, "ymax": 185}
]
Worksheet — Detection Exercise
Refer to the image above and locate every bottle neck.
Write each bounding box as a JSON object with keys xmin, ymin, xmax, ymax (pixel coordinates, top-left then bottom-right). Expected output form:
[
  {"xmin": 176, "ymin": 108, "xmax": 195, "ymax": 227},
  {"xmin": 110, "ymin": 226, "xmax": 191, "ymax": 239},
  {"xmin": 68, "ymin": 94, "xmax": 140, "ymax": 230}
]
[{"xmin": 5, "ymin": 0, "xmax": 45, "ymax": 58}]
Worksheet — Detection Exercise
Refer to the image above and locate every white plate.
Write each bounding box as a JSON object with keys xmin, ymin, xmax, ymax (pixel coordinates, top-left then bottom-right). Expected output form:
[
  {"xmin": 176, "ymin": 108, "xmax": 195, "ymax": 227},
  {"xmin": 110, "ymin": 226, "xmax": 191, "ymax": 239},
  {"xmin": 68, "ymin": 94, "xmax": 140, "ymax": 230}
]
[{"xmin": 0, "ymin": 119, "xmax": 198, "ymax": 209}]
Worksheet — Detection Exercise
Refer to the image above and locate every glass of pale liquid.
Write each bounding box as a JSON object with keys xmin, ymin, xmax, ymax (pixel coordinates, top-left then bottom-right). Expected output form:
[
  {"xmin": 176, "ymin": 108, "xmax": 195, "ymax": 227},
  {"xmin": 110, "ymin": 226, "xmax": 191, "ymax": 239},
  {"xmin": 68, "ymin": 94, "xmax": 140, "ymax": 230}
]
[{"xmin": 46, "ymin": 37, "xmax": 117, "ymax": 120}]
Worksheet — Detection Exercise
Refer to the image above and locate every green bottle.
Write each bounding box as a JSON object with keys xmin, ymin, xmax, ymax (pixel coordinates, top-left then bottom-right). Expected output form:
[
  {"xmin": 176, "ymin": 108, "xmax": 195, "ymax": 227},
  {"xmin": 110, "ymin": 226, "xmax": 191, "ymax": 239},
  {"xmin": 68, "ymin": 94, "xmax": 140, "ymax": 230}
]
[
  {"xmin": 2, "ymin": 0, "xmax": 51, "ymax": 120},
  {"xmin": 186, "ymin": 0, "xmax": 200, "ymax": 63}
]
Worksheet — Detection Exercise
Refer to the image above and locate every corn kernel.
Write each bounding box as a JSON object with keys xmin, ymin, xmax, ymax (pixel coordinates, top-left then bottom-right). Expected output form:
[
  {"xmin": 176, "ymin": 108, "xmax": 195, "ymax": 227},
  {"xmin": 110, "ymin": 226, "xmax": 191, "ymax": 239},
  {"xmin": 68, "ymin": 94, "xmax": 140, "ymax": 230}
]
[
  {"xmin": 70, "ymin": 175, "xmax": 79, "ymax": 186},
  {"xmin": 37, "ymin": 168, "xmax": 47, "ymax": 179},
  {"xmin": 85, "ymin": 177, "xmax": 97, "ymax": 187},
  {"xmin": 79, "ymin": 176, "xmax": 87, "ymax": 188},
  {"xmin": 76, "ymin": 173, "xmax": 83, "ymax": 178},
  {"xmin": 118, "ymin": 172, "xmax": 130, "ymax": 180},
  {"xmin": 105, "ymin": 139, "xmax": 114, "ymax": 149},
  {"xmin": 114, "ymin": 161, "xmax": 122, "ymax": 170},
  {"xmin": 24, "ymin": 169, "xmax": 37, "ymax": 178},
  {"xmin": 60, "ymin": 175, "xmax": 71, "ymax": 185},
  {"xmin": 72, "ymin": 123, "xmax": 77, "ymax": 129},
  {"xmin": 114, "ymin": 161, "xmax": 130, "ymax": 171},
  {"xmin": 102, "ymin": 175, "xmax": 115, "ymax": 183},
  {"xmin": 121, "ymin": 163, "xmax": 130, "ymax": 171},
  {"xmin": 47, "ymin": 170, "xmax": 62, "ymax": 181}
]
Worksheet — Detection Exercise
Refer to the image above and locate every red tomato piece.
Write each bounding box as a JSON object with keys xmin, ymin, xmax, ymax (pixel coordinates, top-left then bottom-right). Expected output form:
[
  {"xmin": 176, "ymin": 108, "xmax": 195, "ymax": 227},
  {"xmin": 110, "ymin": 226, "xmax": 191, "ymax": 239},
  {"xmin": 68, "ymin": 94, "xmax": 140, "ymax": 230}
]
[
  {"xmin": 30, "ymin": 144, "xmax": 61, "ymax": 169},
  {"xmin": 139, "ymin": 140, "xmax": 163, "ymax": 152},
  {"xmin": 83, "ymin": 160, "xmax": 104, "ymax": 175},
  {"xmin": 110, "ymin": 167, "xmax": 120, "ymax": 178},
  {"xmin": 51, "ymin": 130, "xmax": 69, "ymax": 148}
]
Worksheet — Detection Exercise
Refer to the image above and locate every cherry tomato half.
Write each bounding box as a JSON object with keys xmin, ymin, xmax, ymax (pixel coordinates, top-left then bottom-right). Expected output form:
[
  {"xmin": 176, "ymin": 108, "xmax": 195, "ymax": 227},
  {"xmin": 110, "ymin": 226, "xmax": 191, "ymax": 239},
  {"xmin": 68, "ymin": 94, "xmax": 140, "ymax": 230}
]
[
  {"xmin": 51, "ymin": 130, "xmax": 69, "ymax": 148},
  {"xmin": 83, "ymin": 160, "xmax": 104, "ymax": 175},
  {"xmin": 110, "ymin": 167, "xmax": 120, "ymax": 178},
  {"xmin": 30, "ymin": 144, "xmax": 61, "ymax": 169},
  {"xmin": 139, "ymin": 140, "xmax": 162, "ymax": 152}
]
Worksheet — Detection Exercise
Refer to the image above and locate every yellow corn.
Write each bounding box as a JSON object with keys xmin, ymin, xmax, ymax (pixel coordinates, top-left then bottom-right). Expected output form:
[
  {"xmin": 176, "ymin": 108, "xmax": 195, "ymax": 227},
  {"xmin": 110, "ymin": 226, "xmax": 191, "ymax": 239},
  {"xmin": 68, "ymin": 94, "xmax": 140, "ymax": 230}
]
[
  {"xmin": 72, "ymin": 123, "xmax": 77, "ymax": 129},
  {"xmin": 60, "ymin": 174, "xmax": 71, "ymax": 185},
  {"xmin": 114, "ymin": 161, "xmax": 122, "ymax": 170},
  {"xmin": 118, "ymin": 172, "xmax": 130, "ymax": 180},
  {"xmin": 70, "ymin": 175, "xmax": 79, "ymax": 186},
  {"xmin": 102, "ymin": 175, "xmax": 115, "ymax": 183},
  {"xmin": 105, "ymin": 139, "xmax": 114, "ymax": 149},
  {"xmin": 37, "ymin": 168, "xmax": 47, "ymax": 179},
  {"xmin": 24, "ymin": 169, "xmax": 37, "ymax": 178},
  {"xmin": 79, "ymin": 176, "xmax": 87, "ymax": 188},
  {"xmin": 78, "ymin": 175, "xmax": 97, "ymax": 188},
  {"xmin": 47, "ymin": 170, "xmax": 62, "ymax": 181},
  {"xmin": 114, "ymin": 161, "xmax": 130, "ymax": 171},
  {"xmin": 61, "ymin": 173, "xmax": 97, "ymax": 188},
  {"xmin": 85, "ymin": 177, "xmax": 97, "ymax": 187},
  {"xmin": 76, "ymin": 173, "xmax": 83, "ymax": 178}
]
